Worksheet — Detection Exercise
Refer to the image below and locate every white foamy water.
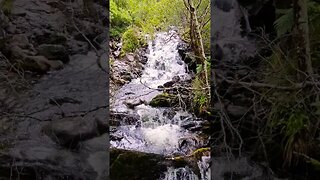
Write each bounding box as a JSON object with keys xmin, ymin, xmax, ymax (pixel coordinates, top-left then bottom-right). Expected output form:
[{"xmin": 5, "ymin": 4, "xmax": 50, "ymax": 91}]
[
  {"xmin": 132, "ymin": 31, "xmax": 190, "ymax": 88},
  {"xmin": 110, "ymin": 30, "xmax": 210, "ymax": 179},
  {"xmin": 161, "ymin": 167, "xmax": 199, "ymax": 180},
  {"xmin": 110, "ymin": 104, "xmax": 194, "ymax": 154}
]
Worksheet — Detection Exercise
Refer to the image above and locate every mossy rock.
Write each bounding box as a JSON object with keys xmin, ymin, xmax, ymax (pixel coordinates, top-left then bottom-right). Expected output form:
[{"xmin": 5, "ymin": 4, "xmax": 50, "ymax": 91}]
[
  {"xmin": 149, "ymin": 93, "xmax": 179, "ymax": 107},
  {"xmin": 110, "ymin": 148, "xmax": 169, "ymax": 180},
  {"xmin": 110, "ymin": 148, "xmax": 200, "ymax": 180}
]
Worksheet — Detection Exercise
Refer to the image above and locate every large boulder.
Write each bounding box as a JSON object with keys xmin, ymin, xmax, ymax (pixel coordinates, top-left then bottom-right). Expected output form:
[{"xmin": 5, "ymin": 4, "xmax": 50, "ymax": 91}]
[
  {"xmin": 37, "ymin": 44, "xmax": 69, "ymax": 63},
  {"xmin": 110, "ymin": 148, "xmax": 197, "ymax": 180},
  {"xmin": 22, "ymin": 55, "xmax": 63, "ymax": 72},
  {"xmin": 42, "ymin": 117, "xmax": 99, "ymax": 148},
  {"xmin": 149, "ymin": 93, "xmax": 179, "ymax": 107}
]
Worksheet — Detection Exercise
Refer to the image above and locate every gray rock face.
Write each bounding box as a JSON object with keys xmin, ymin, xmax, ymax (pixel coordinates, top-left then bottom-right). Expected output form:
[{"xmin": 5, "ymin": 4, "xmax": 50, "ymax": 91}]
[
  {"xmin": 42, "ymin": 117, "xmax": 99, "ymax": 148},
  {"xmin": 0, "ymin": 0, "xmax": 109, "ymax": 179},
  {"xmin": 37, "ymin": 44, "xmax": 69, "ymax": 63}
]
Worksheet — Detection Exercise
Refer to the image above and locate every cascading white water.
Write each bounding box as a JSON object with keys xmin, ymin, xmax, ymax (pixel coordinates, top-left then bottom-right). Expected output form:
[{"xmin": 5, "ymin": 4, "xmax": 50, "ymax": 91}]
[
  {"xmin": 132, "ymin": 31, "xmax": 190, "ymax": 88},
  {"xmin": 213, "ymin": 0, "xmax": 257, "ymax": 62},
  {"xmin": 110, "ymin": 30, "xmax": 210, "ymax": 180}
]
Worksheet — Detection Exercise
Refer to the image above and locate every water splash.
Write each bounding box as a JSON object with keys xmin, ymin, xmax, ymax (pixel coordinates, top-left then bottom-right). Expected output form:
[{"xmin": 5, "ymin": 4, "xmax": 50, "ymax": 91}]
[
  {"xmin": 161, "ymin": 167, "xmax": 199, "ymax": 180},
  {"xmin": 132, "ymin": 30, "xmax": 190, "ymax": 88},
  {"xmin": 110, "ymin": 30, "xmax": 210, "ymax": 179}
]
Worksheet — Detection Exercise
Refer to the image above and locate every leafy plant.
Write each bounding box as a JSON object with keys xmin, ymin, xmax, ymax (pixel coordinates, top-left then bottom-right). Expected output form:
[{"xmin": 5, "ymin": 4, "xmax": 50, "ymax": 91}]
[{"xmin": 121, "ymin": 27, "xmax": 146, "ymax": 53}]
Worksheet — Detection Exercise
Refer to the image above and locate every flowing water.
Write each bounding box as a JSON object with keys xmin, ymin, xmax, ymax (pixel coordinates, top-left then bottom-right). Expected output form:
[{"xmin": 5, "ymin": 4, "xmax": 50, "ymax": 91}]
[
  {"xmin": 110, "ymin": 30, "xmax": 210, "ymax": 179},
  {"xmin": 213, "ymin": 0, "xmax": 257, "ymax": 62}
]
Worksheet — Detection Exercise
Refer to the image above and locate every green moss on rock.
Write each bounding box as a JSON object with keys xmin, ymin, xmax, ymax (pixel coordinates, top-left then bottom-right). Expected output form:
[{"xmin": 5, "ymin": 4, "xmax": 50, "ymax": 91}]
[
  {"xmin": 149, "ymin": 93, "xmax": 179, "ymax": 107},
  {"xmin": 110, "ymin": 148, "xmax": 168, "ymax": 180}
]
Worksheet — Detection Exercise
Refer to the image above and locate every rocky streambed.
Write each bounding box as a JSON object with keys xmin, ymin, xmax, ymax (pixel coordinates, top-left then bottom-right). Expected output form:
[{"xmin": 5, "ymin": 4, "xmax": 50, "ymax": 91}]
[
  {"xmin": 109, "ymin": 30, "xmax": 211, "ymax": 180},
  {"xmin": 0, "ymin": 0, "xmax": 109, "ymax": 179}
]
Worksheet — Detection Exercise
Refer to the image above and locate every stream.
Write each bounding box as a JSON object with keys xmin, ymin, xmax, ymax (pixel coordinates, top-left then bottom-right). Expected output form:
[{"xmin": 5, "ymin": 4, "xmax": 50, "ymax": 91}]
[{"xmin": 110, "ymin": 30, "xmax": 210, "ymax": 179}]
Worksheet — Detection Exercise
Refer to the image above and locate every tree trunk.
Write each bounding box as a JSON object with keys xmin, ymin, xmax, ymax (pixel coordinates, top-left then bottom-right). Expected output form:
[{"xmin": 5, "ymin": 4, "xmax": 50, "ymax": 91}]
[
  {"xmin": 184, "ymin": 0, "xmax": 210, "ymax": 97},
  {"xmin": 293, "ymin": 0, "xmax": 313, "ymax": 77}
]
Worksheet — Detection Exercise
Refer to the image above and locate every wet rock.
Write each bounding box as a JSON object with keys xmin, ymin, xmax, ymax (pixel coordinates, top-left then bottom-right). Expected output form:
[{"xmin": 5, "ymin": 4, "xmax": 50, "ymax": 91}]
[
  {"xmin": 37, "ymin": 44, "xmax": 69, "ymax": 63},
  {"xmin": 110, "ymin": 112, "xmax": 140, "ymax": 125},
  {"xmin": 81, "ymin": 133, "xmax": 108, "ymax": 152},
  {"xmin": 110, "ymin": 148, "xmax": 168, "ymax": 180},
  {"xmin": 149, "ymin": 93, "xmax": 179, "ymax": 107},
  {"xmin": 42, "ymin": 117, "xmax": 99, "ymax": 148},
  {"xmin": 110, "ymin": 148, "xmax": 195, "ymax": 180},
  {"xmin": 163, "ymin": 81, "xmax": 175, "ymax": 88},
  {"xmin": 124, "ymin": 99, "xmax": 145, "ymax": 109},
  {"xmin": 177, "ymin": 41, "xmax": 190, "ymax": 60},
  {"xmin": 49, "ymin": 97, "xmax": 82, "ymax": 106},
  {"xmin": 11, "ymin": 34, "xmax": 31, "ymax": 49},
  {"xmin": 95, "ymin": 117, "xmax": 109, "ymax": 134},
  {"xmin": 87, "ymin": 151, "xmax": 109, "ymax": 180},
  {"xmin": 22, "ymin": 55, "xmax": 63, "ymax": 73},
  {"xmin": 181, "ymin": 121, "xmax": 198, "ymax": 129},
  {"xmin": 35, "ymin": 32, "xmax": 67, "ymax": 45},
  {"xmin": 184, "ymin": 52, "xmax": 197, "ymax": 73},
  {"xmin": 67, "ymin": 39, "xmax": 89, "ymax": 55},
  {"xmin": 172, "ymin": 75, "xmax": 180, "ymax": 82},
  {"xmin": 163, "ymin": 109, "xmax": 176, "ymax": 119},
  {"xmin": 73, "ymin": 20, "xmax": 104, "ymax": 42}
]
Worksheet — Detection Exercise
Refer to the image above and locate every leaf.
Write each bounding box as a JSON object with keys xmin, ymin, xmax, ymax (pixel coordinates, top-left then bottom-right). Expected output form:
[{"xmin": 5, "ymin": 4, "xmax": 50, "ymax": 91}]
[{"xmin": 274, "ymin": 8, "xmax": 294, "ymax": 37}]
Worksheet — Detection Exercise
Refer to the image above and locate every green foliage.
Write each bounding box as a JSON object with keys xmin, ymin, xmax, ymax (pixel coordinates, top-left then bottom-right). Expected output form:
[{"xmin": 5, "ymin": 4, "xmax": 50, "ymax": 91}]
[
  {"xmin": 274, "ymin": 8, "xmax": 294, "ymax": 37},
  {"xmin": 0, "ymin": 0, "xmax": 14, "ymax": 15},
  {"xmin": 110, "ymin": 0, "xmax": 132, "ymax": 38},
  {"xmin": 274, "ymin": 0, "xmax": 320, "ymax": 38},
  {"xmin": 121, "ymin": 27, "xmax": 146, "ymax": 53},
  {"xmin": 192, "ymin": 60, "xmax": 211, "ymax": 115},
  {"xmin": 192, "ymin": 76, "xmax": 209, "ymax": 114},
  {"xmin": 267, "ymin": 89, "xmax": 311, "ymax": 166},
  {"xmin": 126, "ymin": 0, "xmax": 184, "ymax": 34}
]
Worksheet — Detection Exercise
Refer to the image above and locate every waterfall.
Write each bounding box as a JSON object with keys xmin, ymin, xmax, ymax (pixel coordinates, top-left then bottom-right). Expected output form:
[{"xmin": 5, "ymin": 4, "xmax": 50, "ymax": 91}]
[{"xmin": 110, "ymin": 30, "xmax": 210, "ymax": 179}]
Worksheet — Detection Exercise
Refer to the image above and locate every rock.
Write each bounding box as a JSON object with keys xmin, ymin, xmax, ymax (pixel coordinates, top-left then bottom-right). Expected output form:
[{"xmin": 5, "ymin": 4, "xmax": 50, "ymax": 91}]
[
  {"xmin": 163, "ymin": 109, "xmax": 176, "ymax": 119},
  {"xmin": 11, "ymin": 34, "xmax": 31, "ymax": 49},
  {"xmin": 177, "ymin": 41, "xmax": 190, "ymax": 60},
  {"xmin": 67, "ymin": 39, "xmax": 89, "ymax": 55},
  {"xmin": 110, "ymin": 112, "xmax": 140, "ymax": 125},
  {"xmin": 42, "ymin": 117, "xmax": 99, "ymax": 148},
  {"xmin": 181, "ymin": 121, "xmax": 198, "ymax": 129},
  {"xmin": 110, "ymin": 148, "xmax": 195, "ymax": 180},
  {"xmin": 37, "ymin": 44, "xmax": 69, "ymax": 63},
  {"xmin": 149, "ymin": 93, "xmax": 178, "ymax": 107},
  {"xmin": 82, "ymin": 134, "xmax": 108, "ymax": 152},
  {"xmin": 22, "ymin": 56, "xmax": 52, "ymax": 73},
  {"xmin": 125, "ymin": 53, "xmax": 135, "ymax": 62},
  {"xmin": 6, "ymin": 23, "xmax": 17, "ymax": 34},
  {"xmin": 184, "ymin": 52, "xmax": 197, "ymax": 73},
  {"xmin": 163, "ymin": 81, "xmax": 175, "ymax": 88},
  {"xmin": 35, "ymin": 32, "xmax": 67, "ymax": 45},
  {"xmin": 87, "ymin": 151, "xmax": 109, "ymax": 180},
  {"xmin": 96, "ymin": 117, "xmax": 109, "ymax": 134},
  {"xmin": 46, "ymin": 60, "xmax": 63, "ymax": 70},
  {"xmin": 48, "ymin": 97, "xmax": 82, "ymax": 106},
  {"xmin": 73, "ymin": 20, "xmax": 104, "ymax": 42},
  {"xmin": 124, "ymin": 99, "xmax": 145, "ymax": 109}
]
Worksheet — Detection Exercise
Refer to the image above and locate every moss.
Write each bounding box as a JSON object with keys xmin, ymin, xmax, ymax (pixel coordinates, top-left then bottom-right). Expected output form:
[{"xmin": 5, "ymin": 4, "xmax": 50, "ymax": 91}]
[
  {"xmin": 110, "ymin": 148, "xmax": 200, "ymax": 179},
  {"xmin": 0, "ymin": 0, "xmax": 14, "ymax": 15},
  {"xmin": 110, "ymin": 148, "xmax": 167, "ymax": 180},
  {"xmin": 121, "ymin": 27, "xmax": 146, "ymax": 53},
  {"xmin": 149, "ymin": 93, "xmax": 178, "ymax": 107}
]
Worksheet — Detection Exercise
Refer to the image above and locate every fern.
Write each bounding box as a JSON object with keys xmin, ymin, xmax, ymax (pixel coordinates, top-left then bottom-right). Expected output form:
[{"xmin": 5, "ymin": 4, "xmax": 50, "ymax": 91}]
[
  {"xmin": 274, "ymin": 1, "xmax": 320, "ymax": 37},
  {"xmin": 274, "ymin": 8, "xmax": 294, "ymax": 37}
]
